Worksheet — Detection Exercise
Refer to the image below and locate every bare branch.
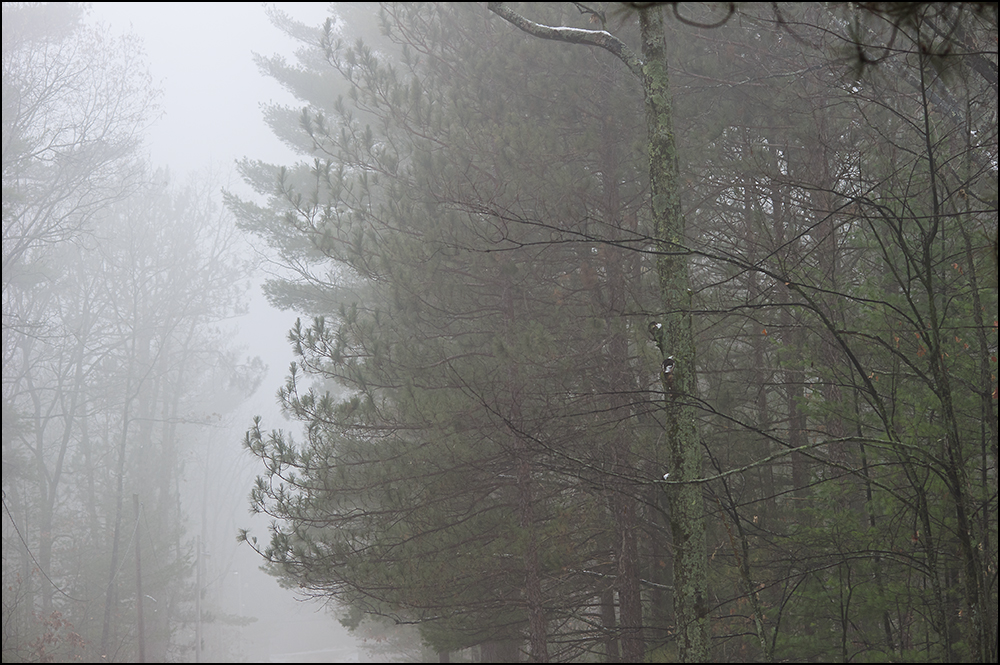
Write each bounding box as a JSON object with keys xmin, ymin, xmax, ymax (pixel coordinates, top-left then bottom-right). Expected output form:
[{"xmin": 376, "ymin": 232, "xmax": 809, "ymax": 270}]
[{"xmin": 486, "ymin": 2, "xmax": 644, "ymax": 78}]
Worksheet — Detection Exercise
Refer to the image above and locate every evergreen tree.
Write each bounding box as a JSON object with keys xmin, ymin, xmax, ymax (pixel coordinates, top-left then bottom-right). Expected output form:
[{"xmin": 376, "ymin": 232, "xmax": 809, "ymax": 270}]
[
  {"xmin": 234, "ymin": 2, "xmax": 996, "ymax": 662},
  {"xmin": 235, "ymin": 3, "xmax": 663, "ymax": 659}
]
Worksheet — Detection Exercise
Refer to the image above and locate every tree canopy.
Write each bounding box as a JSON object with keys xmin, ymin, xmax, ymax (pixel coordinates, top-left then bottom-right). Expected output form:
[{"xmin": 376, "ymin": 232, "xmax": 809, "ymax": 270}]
[{"xmin": 233, "ymin": 2, "xmax": 997, "ymax": 662}]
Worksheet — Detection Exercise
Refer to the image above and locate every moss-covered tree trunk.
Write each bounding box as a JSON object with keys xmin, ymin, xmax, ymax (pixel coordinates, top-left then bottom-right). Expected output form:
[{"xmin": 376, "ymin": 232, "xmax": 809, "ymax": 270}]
[
  {"xmin": 638, "ymin": 9, "xmax": 709, "ymax": 662},
  {"xmin": 486, "ymin": 3, "xmax": 709, "ymax": 660}
]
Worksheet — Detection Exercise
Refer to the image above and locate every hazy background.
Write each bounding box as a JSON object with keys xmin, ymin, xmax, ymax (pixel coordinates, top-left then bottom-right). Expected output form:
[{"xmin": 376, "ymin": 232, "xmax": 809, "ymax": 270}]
[{"xmin": 87, "ymin": 3, "xmax": 360, "ymax": 661}]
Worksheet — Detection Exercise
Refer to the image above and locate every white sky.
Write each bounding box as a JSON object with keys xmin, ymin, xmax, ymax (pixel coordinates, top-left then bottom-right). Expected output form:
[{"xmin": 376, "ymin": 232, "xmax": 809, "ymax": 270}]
[
  {"xmin": 86, "ymin": 2, "xmax": 331, "ymax": 419},
  {"xmin": 83, "ymin": 3, "xmax": 368, "ymax": 659},
  {"xmin": 89, "ymin": 2, "xmax": 331, "ymax": 188}
]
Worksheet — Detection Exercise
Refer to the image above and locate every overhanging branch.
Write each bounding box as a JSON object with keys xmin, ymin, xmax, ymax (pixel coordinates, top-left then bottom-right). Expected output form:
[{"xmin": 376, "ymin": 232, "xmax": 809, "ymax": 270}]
[{"xmin": 487, "ymin": 2, "xmax": 644, "ymax": 78}]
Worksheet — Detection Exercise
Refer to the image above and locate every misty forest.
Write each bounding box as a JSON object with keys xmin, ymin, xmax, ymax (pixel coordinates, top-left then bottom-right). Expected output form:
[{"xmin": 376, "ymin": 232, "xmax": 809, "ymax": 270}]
[{"xmin": 3, "ymin": 2, "xmax": 998, "ymax": 663}]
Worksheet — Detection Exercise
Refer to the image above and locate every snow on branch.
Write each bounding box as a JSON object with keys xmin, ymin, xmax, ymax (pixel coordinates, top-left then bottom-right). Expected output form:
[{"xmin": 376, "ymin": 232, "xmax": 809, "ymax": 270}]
[{"xmin": 487, "ymin": 2, "xmax": 643, "ymax": 78}]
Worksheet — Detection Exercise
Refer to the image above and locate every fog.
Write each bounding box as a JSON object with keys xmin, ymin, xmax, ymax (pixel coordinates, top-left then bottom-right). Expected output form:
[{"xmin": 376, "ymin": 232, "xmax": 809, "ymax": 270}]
[
  {"xmin": 84, "ymin": 2, "xmax": 364, "ymax": 662},
  {"xmin": 3, "ymin": 2, "xmax": 996, "ymax": 664},
  {"xmin": 4, "ymin": 2, "xmax": 367, "ymax": 662}
]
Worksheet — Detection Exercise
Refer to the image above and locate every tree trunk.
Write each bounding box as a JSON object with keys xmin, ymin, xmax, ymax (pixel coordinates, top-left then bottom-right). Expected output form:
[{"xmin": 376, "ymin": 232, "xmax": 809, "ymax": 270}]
[
  {"xmin": 599, "ymin": 70, "xmax": 645, "ymax": 663},
  {"xmin": 499, "ymin": 263, "xmax": 548, "ymax": 662},
  {"xmin": 480, "ymin": 639, "xmax": 520, "ymax": 663},
  {"xmin": 600, "ymin": 585, "xmax": 620, "ymax": 662},
  {"xmin": 639, "ymin": 9, "xmax": 709, "ymax": 662},
  {"xmin": 486, "ymin": 3, "xmax": 709, "ymax": 660}
]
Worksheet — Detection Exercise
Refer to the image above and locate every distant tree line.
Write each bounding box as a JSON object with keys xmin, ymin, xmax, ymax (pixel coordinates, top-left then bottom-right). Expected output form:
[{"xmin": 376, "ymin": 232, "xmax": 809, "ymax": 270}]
[{"xmin": 2, "ymin": 3, "xmax": 261, "ymax": 661}]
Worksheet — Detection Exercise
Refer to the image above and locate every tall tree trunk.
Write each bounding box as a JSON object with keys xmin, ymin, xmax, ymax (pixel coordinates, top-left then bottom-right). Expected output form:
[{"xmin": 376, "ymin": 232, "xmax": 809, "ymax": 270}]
[
  {"xmin": 777, "ymin": 150, "xmax": 809, "ymax": 499},
  {"xmin": 100, "ymin": 395, "xmax": 133, "ymax": 657},
  {"xmin": 480, "ymin": 639, "xmax": 520, "ymax": 663},
  {"xmin": 600, "ymin": 585, "xmax": 620, "ymax": 662},
  {"xmin": 516, "ymin": 445, "xmax": 548, "ymax": 662},
  {"xmin": 486, "ymin": 3, "xmax": 709, "ymax": 659},
  {"xmin": 639, "ymin": 9, "xmax": 709, "ymax": 662},
  {"xmin": 33, "ymin": 330, "xmax": 88, "ymax": 617},
  {"xmin": 500, "ymin": 265, "xmax": 548, "ymax": 662},
  {"xmin": 599, "ymin": 70, "xmax": 645, "ymax": 662}
]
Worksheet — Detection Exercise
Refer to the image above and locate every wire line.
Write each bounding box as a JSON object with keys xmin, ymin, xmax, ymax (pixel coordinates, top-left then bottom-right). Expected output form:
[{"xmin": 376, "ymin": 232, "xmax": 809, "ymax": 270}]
[{"xmin": 2, "ymin": 492, "xmax": 87, "ymax": 602}]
